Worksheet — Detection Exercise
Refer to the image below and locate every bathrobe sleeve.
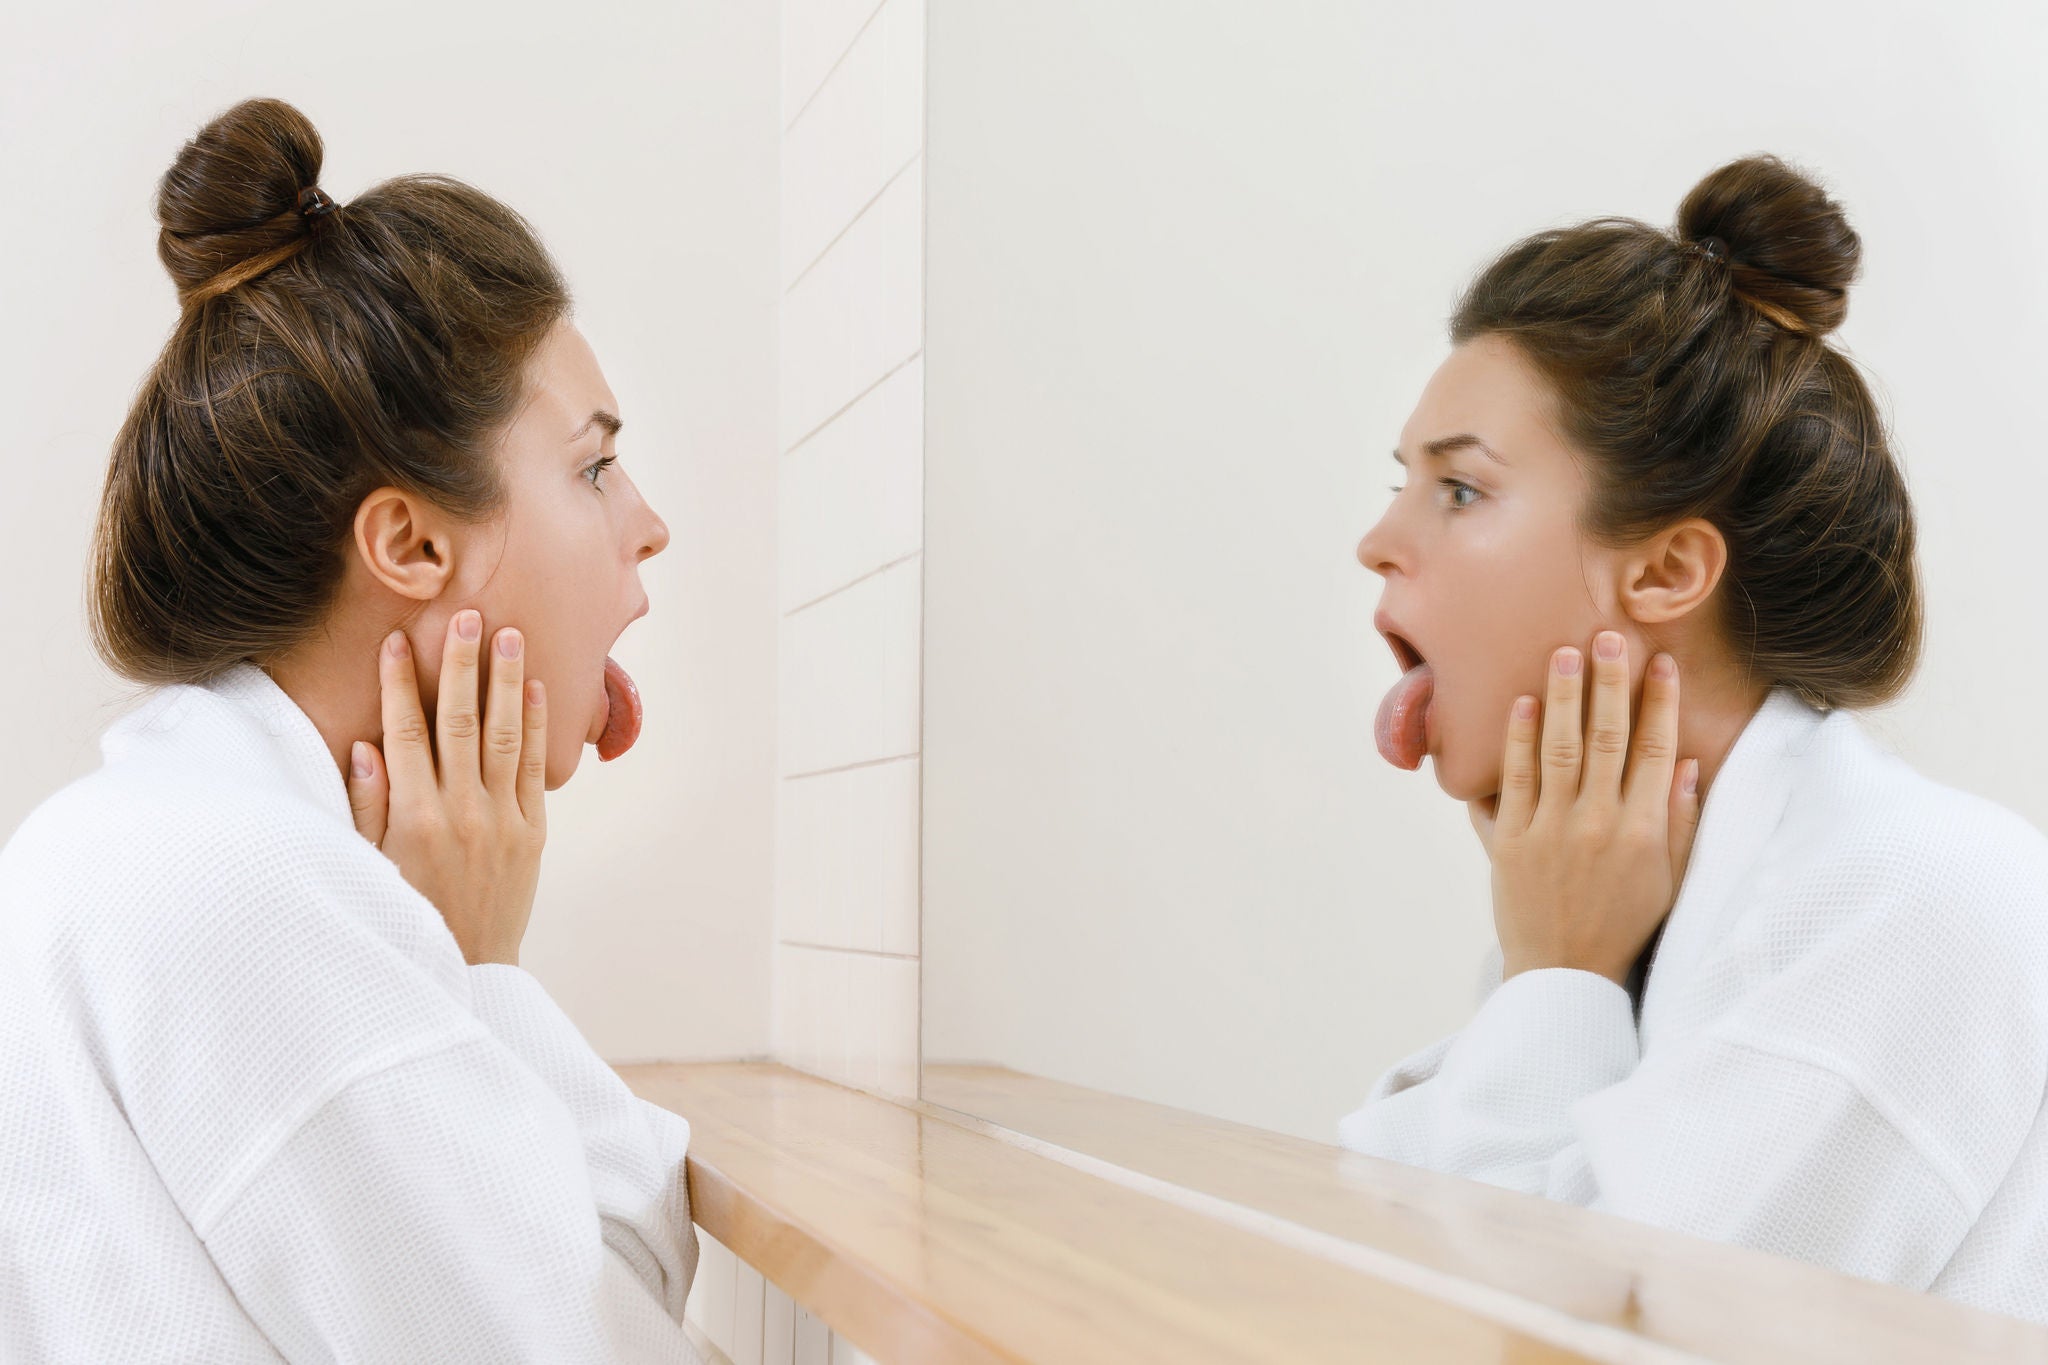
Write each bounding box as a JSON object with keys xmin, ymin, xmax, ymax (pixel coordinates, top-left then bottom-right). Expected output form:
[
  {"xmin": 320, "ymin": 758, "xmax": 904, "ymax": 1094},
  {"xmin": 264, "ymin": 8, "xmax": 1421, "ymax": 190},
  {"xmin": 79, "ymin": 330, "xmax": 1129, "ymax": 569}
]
[
  {"xmin": 1337, "ymin": 967, "xmax": 1642, "ymax": 1197},
  {"xmin": 199, "ymin": 1031, "xmax": 703, "ymax": 1364},
  {"xmin": 466, "ymin": 963, "xmax": 699, "ymax": 1315},
  {"xmin": 65, "ymin": 786, "xmax": 706, "ymax": 1364},
  {"xmin": 1338, "ymin": 862, "xmax": 2048, "ymax": 1290}
]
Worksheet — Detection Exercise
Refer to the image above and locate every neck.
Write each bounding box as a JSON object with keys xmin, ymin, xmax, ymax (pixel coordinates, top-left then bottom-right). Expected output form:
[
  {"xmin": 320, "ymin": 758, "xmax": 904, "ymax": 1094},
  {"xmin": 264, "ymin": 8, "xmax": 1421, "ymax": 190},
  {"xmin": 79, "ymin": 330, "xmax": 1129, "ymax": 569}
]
[
  {"xmin": 1660, "ymin": 644, "xmax": 1770, "ymax": 803},
  {"xmin": 263, "ymin": 581, "xmax": 423, "ymax": 783},
  {"xmin": 264, "ymin": 640, "xmax": 387, "ymax": 784}
]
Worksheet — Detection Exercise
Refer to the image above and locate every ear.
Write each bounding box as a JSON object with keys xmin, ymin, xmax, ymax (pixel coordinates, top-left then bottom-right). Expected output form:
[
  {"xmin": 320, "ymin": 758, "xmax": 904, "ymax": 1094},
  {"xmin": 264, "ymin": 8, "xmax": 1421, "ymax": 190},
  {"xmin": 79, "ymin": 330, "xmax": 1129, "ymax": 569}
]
[
  {"xmin": 1618, "ymin": 518, "xmax": 1728, "ymax": 626},
  {"xmin": 352, "ymin": 486, "xmax": 459, "ymax": 603}
]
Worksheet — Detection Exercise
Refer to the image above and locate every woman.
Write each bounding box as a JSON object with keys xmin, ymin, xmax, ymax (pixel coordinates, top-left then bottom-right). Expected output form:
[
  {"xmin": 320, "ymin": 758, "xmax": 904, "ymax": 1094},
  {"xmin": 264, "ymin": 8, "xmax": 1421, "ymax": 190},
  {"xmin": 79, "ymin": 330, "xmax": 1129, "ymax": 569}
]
[
  {"xmin": 0, "ymin": 100, "xmax": 699, "ymax": 1361},
  {"xmin": 1340, "ymin": 156, "xmax": 2048, "ymax": 1322}
]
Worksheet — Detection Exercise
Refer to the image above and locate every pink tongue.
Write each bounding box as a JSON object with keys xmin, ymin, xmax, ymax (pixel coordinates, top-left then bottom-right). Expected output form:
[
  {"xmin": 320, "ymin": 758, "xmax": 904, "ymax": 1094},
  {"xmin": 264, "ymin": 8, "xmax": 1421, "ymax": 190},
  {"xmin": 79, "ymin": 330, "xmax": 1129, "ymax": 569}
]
[
  {"xmin": 1374, "ymin": 663, "xmax": 1435, "ymax": 771},
  {"xmin": 597, "ymin": 656, "xmax": 643, "ymax": 762}
]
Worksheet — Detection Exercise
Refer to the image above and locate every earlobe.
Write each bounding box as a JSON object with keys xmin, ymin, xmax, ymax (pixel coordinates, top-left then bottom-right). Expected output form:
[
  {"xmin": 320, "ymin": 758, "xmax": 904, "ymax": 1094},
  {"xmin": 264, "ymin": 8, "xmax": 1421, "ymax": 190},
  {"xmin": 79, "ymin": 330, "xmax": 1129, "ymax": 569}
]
[
  {"xmin": 1619, "ymin": 518, "xmax": 1728, "ymax": 626},
  {"xmin": 352, "ymin": 487, "xmax": 455, "ymax": 602}
]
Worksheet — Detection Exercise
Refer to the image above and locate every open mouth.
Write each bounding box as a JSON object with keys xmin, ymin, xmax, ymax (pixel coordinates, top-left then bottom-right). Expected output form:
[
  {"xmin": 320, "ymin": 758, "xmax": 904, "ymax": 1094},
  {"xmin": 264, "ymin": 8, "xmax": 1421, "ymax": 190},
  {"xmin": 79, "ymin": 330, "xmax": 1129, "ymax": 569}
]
[{"xmin": 1375, "ymin": 623, "xmax": 1436, "ymax": 772}]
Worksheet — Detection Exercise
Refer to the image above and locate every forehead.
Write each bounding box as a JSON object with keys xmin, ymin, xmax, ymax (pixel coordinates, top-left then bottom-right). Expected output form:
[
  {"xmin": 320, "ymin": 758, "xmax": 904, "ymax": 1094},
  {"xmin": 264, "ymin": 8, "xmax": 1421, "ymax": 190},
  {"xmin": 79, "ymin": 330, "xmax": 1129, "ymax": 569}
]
[
  {"xmin": 1399, "ymin": 334, "xmax": 1573, "ymax": 469},
  {"xmin": 520, "ymin": 323, "xmax": 619, "ymax": 432}
]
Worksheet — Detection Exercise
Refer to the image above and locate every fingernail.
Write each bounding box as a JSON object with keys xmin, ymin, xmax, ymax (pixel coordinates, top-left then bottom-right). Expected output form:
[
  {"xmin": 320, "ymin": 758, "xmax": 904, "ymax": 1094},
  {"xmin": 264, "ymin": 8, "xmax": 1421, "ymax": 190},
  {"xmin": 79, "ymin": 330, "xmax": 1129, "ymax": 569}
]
[
  {"xmin": 350, "ymin": 742, "xmax": 373, "ymax": 780},
  {"xmin": 498, "ymin": 629, "xmax": 522, "ymax": 659},
  {"xmin": 456, "ymin": 610, "xmax": 482, "ymax": 642},
  {"xmin": 1684, "ymin": 760, "xmax": 1700, "ymax": 796},
  {"xmin": 1595, "ymin": 631, "xmax": 1623, "ymax": 660},
  {"xmin": 1514, "ymin": 696, "xmax": 1537, "ymax": 720},
  {"xmin": 526, "ymin": 680, "xmax": 545, "ymax": 706},
  {"xmin": 1651, "ymin": 653, "xmax": 1676, "ymax": 680},
  {"xmin": 1556, "ymin": 648, "xmax": 1581, "ymax": 677},
  {"xmin": 386, "ymin": 632, "xmax": 409, "ymax": 659}
]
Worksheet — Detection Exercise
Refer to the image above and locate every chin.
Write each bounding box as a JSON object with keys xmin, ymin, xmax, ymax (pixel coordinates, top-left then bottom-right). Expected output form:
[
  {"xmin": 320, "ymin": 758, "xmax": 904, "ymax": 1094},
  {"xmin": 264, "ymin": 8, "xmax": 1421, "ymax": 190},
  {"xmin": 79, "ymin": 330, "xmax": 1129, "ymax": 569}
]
[
  {"xmin": 544, "ymin": 746, "xmax": 584, "ymax": 791},
  {"xmin": 1428, "ymin": 750, "xmax": 1496, "ymax": 804}
]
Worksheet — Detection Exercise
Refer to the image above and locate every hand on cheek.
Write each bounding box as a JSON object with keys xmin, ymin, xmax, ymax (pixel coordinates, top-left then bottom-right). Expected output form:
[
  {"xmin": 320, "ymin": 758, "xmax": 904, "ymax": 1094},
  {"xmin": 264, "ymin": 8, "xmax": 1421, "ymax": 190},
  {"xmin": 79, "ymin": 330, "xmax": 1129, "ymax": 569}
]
[
  {"xmin": 1468, "ymin": 632, "xmax": 1703, "ymax": 986},
  {"xmin": 343, "ymin": 611, "xmax": 550, "ymax": 967}
]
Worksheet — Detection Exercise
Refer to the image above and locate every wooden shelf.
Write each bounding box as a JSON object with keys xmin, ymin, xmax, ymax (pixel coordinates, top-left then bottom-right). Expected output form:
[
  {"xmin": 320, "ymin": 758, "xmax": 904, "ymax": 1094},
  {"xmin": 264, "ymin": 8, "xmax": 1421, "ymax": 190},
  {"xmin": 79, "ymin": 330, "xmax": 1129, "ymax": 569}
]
[{"xmin": 621, "ymin": 1061, "xmax": 2048, "ymax": 1364}]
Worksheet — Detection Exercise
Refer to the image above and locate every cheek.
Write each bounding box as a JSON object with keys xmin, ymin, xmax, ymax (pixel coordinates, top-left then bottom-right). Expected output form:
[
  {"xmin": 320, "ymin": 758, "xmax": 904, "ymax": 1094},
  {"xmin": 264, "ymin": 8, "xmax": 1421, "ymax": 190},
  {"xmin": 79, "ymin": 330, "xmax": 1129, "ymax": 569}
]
[
  {"xmin": 509, "ymin": 601, "xmax": 609, "ymax": 791},
  {"xmin": 486, "ymin": 521, "xmax": 619, "ymax": 710},
  {"xmin": 1427, "ymin": 531, "xmax": 1599, "ymax": 796},
  {"xmin": 1432, "ymin": 686, "xmax": 1512, "ymax": 803}
]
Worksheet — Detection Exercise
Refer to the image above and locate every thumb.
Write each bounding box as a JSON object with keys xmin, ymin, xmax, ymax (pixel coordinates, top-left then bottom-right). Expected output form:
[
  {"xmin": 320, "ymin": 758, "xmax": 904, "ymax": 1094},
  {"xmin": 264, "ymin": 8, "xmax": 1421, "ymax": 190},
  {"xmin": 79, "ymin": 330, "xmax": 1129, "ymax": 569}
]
[
  {"xmin": 1668, "ymin": 758, "xmax": 1702, "ymax": 889},
  {"xmin": 348, "ymin": 741, "xmax": 389, "ymax": 848}
]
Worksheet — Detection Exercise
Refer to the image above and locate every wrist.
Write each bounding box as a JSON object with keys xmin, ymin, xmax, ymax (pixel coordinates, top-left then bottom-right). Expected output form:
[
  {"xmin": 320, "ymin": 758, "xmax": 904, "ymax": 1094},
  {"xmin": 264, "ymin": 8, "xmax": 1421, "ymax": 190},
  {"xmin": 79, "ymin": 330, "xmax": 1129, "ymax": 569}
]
[{"xmin": 1501, "ymin": 952, "xmax": 1630, "ymax": 987}]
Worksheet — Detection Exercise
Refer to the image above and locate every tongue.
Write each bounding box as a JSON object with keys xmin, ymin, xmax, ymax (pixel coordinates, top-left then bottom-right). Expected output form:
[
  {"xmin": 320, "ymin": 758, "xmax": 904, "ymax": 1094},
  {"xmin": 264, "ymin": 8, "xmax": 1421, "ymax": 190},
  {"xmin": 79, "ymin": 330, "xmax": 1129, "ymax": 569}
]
[
  {"xmin": 1374, "ymin": 663, "xmax": 1435, "ymax": 771},
  {"xmin": 597, "ymin": 656, "xmax": 643, "ymax": 762}
]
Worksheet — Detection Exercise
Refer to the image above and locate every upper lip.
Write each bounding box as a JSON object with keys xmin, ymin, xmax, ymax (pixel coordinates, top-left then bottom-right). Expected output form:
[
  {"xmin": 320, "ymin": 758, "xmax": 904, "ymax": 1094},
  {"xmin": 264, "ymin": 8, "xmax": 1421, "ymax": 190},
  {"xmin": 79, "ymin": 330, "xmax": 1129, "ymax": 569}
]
[{"xmin": 1374, "ymin": 609, "xmax": 1427, "ymax": 673}]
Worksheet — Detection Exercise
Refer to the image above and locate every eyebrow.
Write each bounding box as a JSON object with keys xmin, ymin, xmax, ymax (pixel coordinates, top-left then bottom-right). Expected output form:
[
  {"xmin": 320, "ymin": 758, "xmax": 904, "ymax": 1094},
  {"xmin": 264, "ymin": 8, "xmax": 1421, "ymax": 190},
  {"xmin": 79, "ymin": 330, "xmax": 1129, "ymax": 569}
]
[
  {"xmin": 569, "ymin": 409, "xmax": 623, "ymax": 442},
  {"xmin": 1391, "ymin": 434, "xmax": 1506, "ymax": 467}
]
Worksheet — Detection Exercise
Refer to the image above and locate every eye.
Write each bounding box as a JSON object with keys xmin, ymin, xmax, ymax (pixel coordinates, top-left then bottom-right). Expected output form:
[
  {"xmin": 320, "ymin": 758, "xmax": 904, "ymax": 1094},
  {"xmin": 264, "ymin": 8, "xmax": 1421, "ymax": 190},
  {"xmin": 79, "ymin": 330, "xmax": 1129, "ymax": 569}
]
[
  {"xmin": 583, "ymin": 454, "xmax": 617, "ymax": 491},
  {"xmin": 1438, "ymin": 478, "xmax": 1480, "ymax": 510}
]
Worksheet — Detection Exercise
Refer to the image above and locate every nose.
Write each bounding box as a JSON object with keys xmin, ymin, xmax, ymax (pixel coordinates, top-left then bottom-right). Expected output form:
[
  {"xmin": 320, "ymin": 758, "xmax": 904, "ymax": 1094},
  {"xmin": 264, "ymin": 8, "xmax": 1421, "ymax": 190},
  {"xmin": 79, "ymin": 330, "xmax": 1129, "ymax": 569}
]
[
  {"xmin": 636, "ymin": 506, "xmax": 671, "ymax": 563},
  {"xmin": 614, "ymin": 465, "xmax": 671, "ymax": 562},
  {"xmin": 1356, "ymin": 503, "xmax": 1404, "ymax": 579}
]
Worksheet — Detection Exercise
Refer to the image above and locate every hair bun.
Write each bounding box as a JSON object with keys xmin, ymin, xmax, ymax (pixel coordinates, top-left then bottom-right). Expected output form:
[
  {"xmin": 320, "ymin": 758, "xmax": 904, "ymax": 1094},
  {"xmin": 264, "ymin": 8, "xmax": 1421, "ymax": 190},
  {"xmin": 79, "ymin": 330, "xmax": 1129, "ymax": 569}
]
[
  {"xmin": 155, "ymin": 98, "xmax": 324, "ymax": 298},
  {"xmin": 1677, "ymin": 154, "xmax": 1860, "ymax": 336}
]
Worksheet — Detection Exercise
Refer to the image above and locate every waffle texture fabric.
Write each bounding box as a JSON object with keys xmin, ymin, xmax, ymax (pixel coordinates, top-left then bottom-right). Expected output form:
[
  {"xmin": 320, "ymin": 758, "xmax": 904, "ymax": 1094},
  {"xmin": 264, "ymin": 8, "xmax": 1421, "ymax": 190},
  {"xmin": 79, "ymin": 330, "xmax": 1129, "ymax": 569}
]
[
  {"xmin": 0, "ymin": 664, "xmax": 702, "ymax": 1362},
  {"xmin": 1339, "ymin": 688, "xmax": 2048, "ymax": 1323}
]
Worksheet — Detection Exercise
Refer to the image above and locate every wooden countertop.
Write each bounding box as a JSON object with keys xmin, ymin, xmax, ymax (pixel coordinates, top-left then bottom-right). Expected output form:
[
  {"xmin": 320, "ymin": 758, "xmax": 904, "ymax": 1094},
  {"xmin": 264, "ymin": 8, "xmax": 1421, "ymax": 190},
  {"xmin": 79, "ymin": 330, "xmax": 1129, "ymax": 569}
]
[
  {"xmin": 620, "ymin": 1061, "xmax": 2048, "ymax": 1364},
  {"xmin": 923, "ymin": 1064, "xmax": 2048, "ymax": 1364}
]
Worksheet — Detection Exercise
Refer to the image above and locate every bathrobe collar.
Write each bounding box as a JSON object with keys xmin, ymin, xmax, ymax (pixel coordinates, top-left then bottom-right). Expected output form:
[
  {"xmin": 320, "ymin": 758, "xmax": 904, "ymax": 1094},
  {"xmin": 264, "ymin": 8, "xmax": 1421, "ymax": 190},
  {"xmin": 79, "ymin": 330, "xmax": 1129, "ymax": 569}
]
[
  {"xmin": 102, "ymin": 662, "xmax": 356, "ymax": 834},
  {"xmin": 1639, "ymin": 686, "xmax": 1828, "ymax": 1037},
  {"xmin": 208, "ymin": 663, "xmax": 355, "ymax": 828}
]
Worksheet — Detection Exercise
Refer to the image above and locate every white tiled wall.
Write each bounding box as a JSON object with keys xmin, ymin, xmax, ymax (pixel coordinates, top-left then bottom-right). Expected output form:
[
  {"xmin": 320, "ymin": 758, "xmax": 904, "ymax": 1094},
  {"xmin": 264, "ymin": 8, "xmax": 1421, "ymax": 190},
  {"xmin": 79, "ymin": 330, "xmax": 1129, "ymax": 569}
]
[
  {"xmin": 778, "ymin": 558, "xmax": 922, "ymax": 778},
  {"xmin": 771, "ymin": 0, "xmax": 924, "ymax": 1108},
  {"xmin": 779, "ymin": 165, "xmax": 924, "ymax": 449},
  {"xmin": 772, "ymin": 0, "xmax": 923, "ymax": 1109},
  {"xmin": 779, "ymin": 360, "xmax": 922, "ymax": 614},
  {"xmin": 689, "ymin": 0, "xmax": 925, "ymax": 1360}
]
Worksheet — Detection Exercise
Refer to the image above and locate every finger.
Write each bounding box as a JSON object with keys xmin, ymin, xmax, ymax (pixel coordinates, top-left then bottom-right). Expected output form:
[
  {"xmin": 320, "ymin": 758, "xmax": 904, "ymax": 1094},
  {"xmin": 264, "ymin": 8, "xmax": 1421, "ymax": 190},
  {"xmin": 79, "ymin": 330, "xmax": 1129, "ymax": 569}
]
[
  {"xmin": 482, "ymin": 627, "xmax": 526, "ymax": 797},
  {"xmin": 1668, "ymin": 758, "xmax": 1703, "ymax": 889},
  {"xmin": 1580, "ymin": 631, "xmax": 1632, "ymax": 799},
  {"xmin": 378, "ymin": 630, "xmax": 437, "ymax": 795},
  {"xmin": 516, "ymin": 678, "xmax": 548, "ymax": 825},
  {"xmin": 346, "ymin": 741, "xmax": 389, "ymax": 847},
  {"xmin": 436, "ymin": 609, "xmax": 485, "ymax": 790},
  {"xmin": 1624, "ymin": 652, "xmax": 1682, "ymax": 816},
  {"xmin": 1493, "ymin": 695, "xmax": 1541, "ymax": 836},
  {"xmin": 1467, "ymin": 795, "xmax": 1499, "ymax": 854},
  {"xmin": 1537, "ymin": 646, "xmax": 1584, "ymax": 813}
]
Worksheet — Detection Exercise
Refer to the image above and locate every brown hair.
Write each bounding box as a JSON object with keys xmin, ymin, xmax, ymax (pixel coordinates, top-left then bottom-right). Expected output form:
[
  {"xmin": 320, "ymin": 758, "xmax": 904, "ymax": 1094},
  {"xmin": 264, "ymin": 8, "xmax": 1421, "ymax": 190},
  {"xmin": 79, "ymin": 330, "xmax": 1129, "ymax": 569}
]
[
  {"xmin": 90, "ymin": 97, "xmax": 570, "ymax": 686},
  {"xmin": 1452, "ymin": 155, "xmax": 1919, "ymax": 709}
]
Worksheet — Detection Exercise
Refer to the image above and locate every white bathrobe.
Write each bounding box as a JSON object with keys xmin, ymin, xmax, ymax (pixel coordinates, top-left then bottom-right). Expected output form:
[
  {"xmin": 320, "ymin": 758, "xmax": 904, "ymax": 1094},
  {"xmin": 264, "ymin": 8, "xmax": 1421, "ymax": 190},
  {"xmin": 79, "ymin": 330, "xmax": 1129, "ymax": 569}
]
[
  {"xmin": 1339, "ymin": 688, "xmax": 2048, "ymax": 1323},
  {"xmin": 0, "ymin": 665, "xmax": 701, "ymax": 1363}
]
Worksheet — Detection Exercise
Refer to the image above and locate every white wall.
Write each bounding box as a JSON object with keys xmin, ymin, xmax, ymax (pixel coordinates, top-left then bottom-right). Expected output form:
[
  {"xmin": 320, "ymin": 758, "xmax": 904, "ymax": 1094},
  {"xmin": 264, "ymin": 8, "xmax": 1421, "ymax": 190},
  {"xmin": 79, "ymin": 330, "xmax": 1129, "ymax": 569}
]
[
  {"xmin": 0, "ymin": 0, "xmax": 781, "ymax": 1065},
  {"xmin": 920, "ymin": 0, "xmax": 2048, "ymax": 1143}
]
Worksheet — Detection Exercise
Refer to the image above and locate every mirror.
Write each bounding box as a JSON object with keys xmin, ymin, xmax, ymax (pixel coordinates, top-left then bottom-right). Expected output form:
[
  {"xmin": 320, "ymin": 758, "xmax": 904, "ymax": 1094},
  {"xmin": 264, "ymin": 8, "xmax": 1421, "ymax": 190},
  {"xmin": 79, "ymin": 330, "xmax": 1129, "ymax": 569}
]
[{"xmin": 917, "ymin": 0, "xmax": 2048, "ymax": 1301}]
